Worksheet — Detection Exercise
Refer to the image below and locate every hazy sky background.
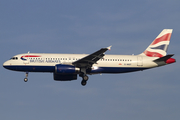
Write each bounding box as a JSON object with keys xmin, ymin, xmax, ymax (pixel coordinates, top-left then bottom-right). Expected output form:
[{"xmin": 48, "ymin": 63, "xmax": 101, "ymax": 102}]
[{"xmin": 1, "ymin": 0, "xmax": 180, "ymax": 120}]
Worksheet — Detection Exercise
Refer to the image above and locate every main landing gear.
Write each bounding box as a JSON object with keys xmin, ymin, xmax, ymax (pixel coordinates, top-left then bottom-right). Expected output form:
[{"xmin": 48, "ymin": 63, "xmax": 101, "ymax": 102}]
[
  {"xmin": 81, "ymin": 75, "xmax": 89, "ymax": 86},
  {"xmin": 80, "ymin": 68, "xmax": 89, "ymax": 86},
  {"xmin": 24, "ymin": 72, "xmax": 28, "ymax": 82}
]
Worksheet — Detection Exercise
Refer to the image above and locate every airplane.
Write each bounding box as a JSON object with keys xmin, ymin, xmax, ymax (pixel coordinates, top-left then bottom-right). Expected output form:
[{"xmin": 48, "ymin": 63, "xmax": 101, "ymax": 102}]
[{"xmin": 3, "ymin": 29, "xmax": 176, "ymax": 86}]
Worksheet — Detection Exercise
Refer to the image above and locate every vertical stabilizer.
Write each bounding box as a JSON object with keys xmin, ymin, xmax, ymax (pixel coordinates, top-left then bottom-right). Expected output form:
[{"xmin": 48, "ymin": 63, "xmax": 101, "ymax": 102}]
[{"xmin": 140, "ymin": 29, "xmax": 173, "ymax": 57}]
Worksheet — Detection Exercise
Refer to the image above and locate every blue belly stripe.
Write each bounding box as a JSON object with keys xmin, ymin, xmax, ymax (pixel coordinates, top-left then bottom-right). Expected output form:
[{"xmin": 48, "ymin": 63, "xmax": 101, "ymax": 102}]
[
  {"xmin": 88, "ymin": 67, "xmax": 148, "ymax": 74},
  {"xmin": 4, "ymin": 65, "xmax": 55, "ymax": 72},
  {"xmin": 4, "ymin": 65, "xmax": 148, "ymax": 73}
]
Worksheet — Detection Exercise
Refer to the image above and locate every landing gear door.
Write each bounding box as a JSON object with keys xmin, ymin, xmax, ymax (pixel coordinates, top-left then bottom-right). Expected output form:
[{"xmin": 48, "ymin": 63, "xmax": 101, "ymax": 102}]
[{"xmin": 137, "ymin": 56, "xmax": 143, "ymax": 66}]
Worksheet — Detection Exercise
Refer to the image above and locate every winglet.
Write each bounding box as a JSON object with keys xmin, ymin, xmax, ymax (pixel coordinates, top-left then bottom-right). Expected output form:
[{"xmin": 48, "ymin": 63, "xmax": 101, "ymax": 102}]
[{"xmin": 107, "ymin": 46, "xmax": 112, "ymax": 50}]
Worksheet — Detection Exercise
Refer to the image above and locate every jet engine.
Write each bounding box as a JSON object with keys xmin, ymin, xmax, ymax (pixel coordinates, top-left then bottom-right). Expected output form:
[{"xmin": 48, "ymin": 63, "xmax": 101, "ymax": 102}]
[
  {"xmin": 54, "ymin": 64, "xmax": 80, "ymax": 81},
  {"xmin": 55, "ymin": 64, "xmax": 80, "ymax": 74}
]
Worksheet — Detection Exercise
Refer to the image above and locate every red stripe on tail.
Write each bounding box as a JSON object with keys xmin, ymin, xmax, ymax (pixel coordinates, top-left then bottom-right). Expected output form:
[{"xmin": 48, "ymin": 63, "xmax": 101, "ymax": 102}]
[
  {"xmin": 151, "ymin": 33, "xmax": 171, "ymax": 45},
  {"xmin": 143, "ymin": 50, "xmax": 163, "ymax": 57}
]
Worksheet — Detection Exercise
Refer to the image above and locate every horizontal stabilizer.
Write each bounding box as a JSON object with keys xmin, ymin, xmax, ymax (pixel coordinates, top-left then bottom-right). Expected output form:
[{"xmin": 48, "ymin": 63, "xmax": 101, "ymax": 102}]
[{"xmin": 153, "ymin": 54, "xmax": 174, "ymax": 62}]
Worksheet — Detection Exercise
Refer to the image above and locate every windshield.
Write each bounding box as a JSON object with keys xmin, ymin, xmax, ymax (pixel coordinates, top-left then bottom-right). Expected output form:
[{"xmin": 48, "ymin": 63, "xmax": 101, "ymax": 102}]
[{"xmin": 10, "ymin": 57, "xmax": 18, "ymax": 60}]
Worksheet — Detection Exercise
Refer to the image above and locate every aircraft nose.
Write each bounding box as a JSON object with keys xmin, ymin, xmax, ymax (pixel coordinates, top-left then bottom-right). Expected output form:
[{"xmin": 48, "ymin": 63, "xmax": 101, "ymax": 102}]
[
  {"xmin": 3, "ymin": 60, "xmax": 16, "ymax": 71},
  {"xmin": 3, "ymin": 61, "xmax": 9, "ymax": 69}
]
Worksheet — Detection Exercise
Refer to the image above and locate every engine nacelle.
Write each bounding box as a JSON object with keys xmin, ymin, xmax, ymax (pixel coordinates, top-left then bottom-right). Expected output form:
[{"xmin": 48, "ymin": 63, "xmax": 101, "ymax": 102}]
[
  {"xmin": 55, "ymin": 64, "xmax": 80, "ymax": 74},
  {"xmin": 53, "ymin": 73, "xmax": 77, "ymax": 81}
]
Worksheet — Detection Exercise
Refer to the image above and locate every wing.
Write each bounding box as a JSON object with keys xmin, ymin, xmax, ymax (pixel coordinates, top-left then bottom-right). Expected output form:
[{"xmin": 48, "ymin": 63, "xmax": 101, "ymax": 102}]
[{"xmin": 72, "ymin": 46, "xmax": 112, "ymax": 68}]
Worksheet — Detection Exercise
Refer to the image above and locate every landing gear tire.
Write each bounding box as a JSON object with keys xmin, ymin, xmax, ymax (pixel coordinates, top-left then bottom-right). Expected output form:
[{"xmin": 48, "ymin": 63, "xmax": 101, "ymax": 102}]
[
  {"xmin": 83, "ymin": 75, "xmax": 89, "ymax": 81},
  {"xmin": 81, "ymin": 80, "xmax": 87, "ymax": 86},
  {"xmin": 81, "ymin": 75, "xmax": 88, "ymax": 86},
  {"xmin": 24, "ymin": 78, "xmax": 28, "ymax": 82},
  {"xmin": 24, "ymin": 72, "xmax": 29, "ymax": 82}
]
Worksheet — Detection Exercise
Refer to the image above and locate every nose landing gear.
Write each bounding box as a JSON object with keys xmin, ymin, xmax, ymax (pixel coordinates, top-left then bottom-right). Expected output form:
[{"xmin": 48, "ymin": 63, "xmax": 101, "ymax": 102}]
[{"xmin": 24, "ymin": 72, "xmax": 28, "ymax": 82}]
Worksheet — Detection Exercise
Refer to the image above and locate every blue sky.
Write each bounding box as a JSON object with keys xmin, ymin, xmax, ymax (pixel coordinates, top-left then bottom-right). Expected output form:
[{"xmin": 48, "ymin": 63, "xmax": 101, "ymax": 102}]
[{"xmin": 1, "ymin": 0, "xmax": 180, "ymax": 120}]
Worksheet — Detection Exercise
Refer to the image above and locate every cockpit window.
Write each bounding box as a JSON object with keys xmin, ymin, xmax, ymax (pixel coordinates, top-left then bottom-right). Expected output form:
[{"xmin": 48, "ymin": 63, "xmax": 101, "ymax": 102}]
[{"xmin": 10, "ymin": 57, "xmax": 18, "ymax": 60}]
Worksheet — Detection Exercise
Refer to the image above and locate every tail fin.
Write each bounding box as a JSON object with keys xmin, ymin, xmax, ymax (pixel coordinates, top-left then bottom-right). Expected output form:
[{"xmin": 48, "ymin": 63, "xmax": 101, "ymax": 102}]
[{"xmin": 140, "ymin": 29, "xmax": 173, "ymax": 57}]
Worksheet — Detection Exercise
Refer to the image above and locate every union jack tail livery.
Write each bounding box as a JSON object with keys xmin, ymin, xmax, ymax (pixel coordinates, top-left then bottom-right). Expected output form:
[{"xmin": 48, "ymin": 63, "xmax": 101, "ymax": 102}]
[{"xmin": 140, "ymin": 29, "xmax": 173, "ymax": 57}]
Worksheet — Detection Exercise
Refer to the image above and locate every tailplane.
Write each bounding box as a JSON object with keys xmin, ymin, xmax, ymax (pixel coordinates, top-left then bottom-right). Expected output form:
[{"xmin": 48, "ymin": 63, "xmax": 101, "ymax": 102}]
[{"xmin": 140, "ymin": 29, "xmax": 173, "ymax": 57}]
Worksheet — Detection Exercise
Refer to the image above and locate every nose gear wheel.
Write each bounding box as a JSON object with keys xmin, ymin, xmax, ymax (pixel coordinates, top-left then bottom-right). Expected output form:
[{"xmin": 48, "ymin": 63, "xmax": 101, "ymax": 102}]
[{"xmin": 24, "ymin": 72, "xmax": 29, "ymax": 82}]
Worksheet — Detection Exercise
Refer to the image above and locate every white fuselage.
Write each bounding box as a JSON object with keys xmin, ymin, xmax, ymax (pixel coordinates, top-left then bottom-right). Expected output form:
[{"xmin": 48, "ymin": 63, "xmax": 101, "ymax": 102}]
[
  {"xmin": 2, "ymin": 29, "xmax": 176, "ymax": 86},
  {"xmin": 3, "ymin": 53, "xmax": 161, "ymax": 74}
]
